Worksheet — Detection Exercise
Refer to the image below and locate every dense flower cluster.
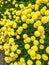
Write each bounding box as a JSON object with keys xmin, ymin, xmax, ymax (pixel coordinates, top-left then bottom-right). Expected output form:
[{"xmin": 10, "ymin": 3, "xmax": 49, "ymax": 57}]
[{"xmin": 0, "ymin": 0, "xmax": 49, "ymax": 65}]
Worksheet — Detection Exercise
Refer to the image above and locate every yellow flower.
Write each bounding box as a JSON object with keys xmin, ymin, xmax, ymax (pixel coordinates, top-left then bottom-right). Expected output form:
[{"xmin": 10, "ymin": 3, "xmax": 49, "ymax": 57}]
[
  {"xmin": 17, "ymin": 29, "xmax": 21, "ymax": 34},
  {"xmin": 31, "ymin": 36, "xmax": 36, "ymax": 41},
  {"xmin": 11, "ymin": 45, "xmax": 17, "ymax": 52},
  {"xmin": 23, "ymin": 34, "xmax": 28, "ymax": 39},
  {"xmin": 15, "ymin": 4, "xmax": 18, "ymax": 7},
  {"xmin": 28, "ymin": 49, "xmax": 36, "ymax": 57},
  {"xmin": 17, "ymin": 49, "xmax": 21, "ymax": 54},
  {"xmin": 19, "ymin": 4, "xmax": 25, "ymax": 9},
  {"xmin": 28, "ymin": 3, "xmax": 32, "ymax": 8},
  {"xmin": 26, "ymin": 37, "xmax": 31, "ymax": 43},
  {"xmin": 31, "ymin": 5, "xmax": 35, "ymax": 9},
  {"xmin": 38, "ymin": 26, "xmax": 44, "ymax": 33},
  {"xmin": 48, "ymin": 61, "xmax": 49, "ymax": 65},
  {"xmin": 20, "ymin": 57, "xmax": 25, "ymax": 63},
  {"xmin": 16, "ymin": 11, "xmax": 21, "ymax": 16},
  {"xmin": 21, "ymin": 62, "xmax": 26, "ymax": 65},
  {"xmin": 35, "ymin": 20, "xmax": 41, "ymax": 28},
  {"xmin": 47, "ymin": 3, "xmax": 49, "ymax": 7},
  {"xmin": 4, "ymin": 57, "xmax": 11, "ymax": 63},
  {"xmin": 14, "ymin": 54, "xmax": 18, "ymax": 58},
  {"xmin": 1, "ymin": 26, "xmax": 6, "ymax": 31},
  {"xmin": 24, "ymin": 37, "xmax": 31, "ymax": 43},
  {"xmin": 5, "ymin": 50, "xmax": 9, "ymax": 55},
  {"xmin": 36, "ymin": 0, "xmax": 41, "ymax": 5},
  {"xmin": 22, "ymin": 23, "xmax": 28, "ymax": 29},
  {"xmin": 25, "ymin": 44, "xmax": 30, "ymax": 49},
  {"xmin": 36, "ymin": 54, "xmax": 41, "ymax": 59},
  {"xmin": 18, "ymin": 61, "xmax": 21, "ymax": 65},
  {"xmin": 31, "ymin": 56, "xmax": 36, "ymax": 60},
  {"xmin": 42, "ymin": 0, "xmax": 48, "ymax": 4},
  {"xmin": 7, "ymin": 31, "xmax": 11, "ymax": 36},
  {"xmin": 30, "ymin": 19, "xmax": 34, "ymax": 24},
  {"xmin": 40, "ymin": 31, "xmax": 45, "ymax": 36},
  {"xmin": 34, "ymin": 23, "xmax": 37, "ymax": 28},
  {"xmin": 17, "ymin": 26, "xmax": 23, "ymax": 34},
  {"xmin": 10, "ymin": 52, "xmax": 15, "ymax": 57},
  {"xmin": 18, "ymin": 26, "xmax": 23, "ymax": 32},
  {"xmin": 40, "ymin": 34, "xmax": 45, "ymax": 39},
  {"xmin": 21, "ymin": 15, "xmax": 27, "ymax": 22},
  {"xmin": 9, "ymin": 38, "xmax": 14, "ymax": 43},
  {"xmin": 32, "ymin": 14, "xmax": 37, "ymax": 21},
  {"xmin": 16, "ymin": 35, "xmax": 20, "ymax": 39},
  {"xmin": 27, "ymin": 8, "xmax": 32, "ymax": 13},
  {"xmin": 36, "ymin": 11, "xmax": 40, "ymax": 16},
  {"xmin": 45, "ymin": 10, "xmax": 49, "ymax": 16},
  {"xmin": 27, "ymin": 60, "xmax": 33, "ymax": 65},
  {"xmin": 31, "ymin": 45, "xmax": 38, "ymax": 51},
  {"xmin": 13, "ymin": 22, "xmax": 17, "ymax": 28},
  {"xmin": 15, "ymin": 16, "xmax": 20, "ymax": 22},
  {"xmin": 36, "ymin": 60, "xmax": 41, "ymax": 65},
  {"xmin": 3, "ymin": 43, "xmax": 10, "ymax": 50},
  {"xmin": 12, "ymin": 0, "xmax": 16, "ymax": 4},
  {"xmin": 31, "ymin": 12, "xmax": 35, "ymax": 16},
  {"xmin": 0, "ymin": 20, "xmax": 6, "ymax": 25},
  {"xmin": 35, "ymin": 4, "xmax": 39, "ymax": 11},
  {"xmin": 4, "ymin": 31, "xmax": 8, "ymax": 36},
  {"xmin": 41, "ymin": 16, "xmax": 48, "ymax": 24},
  {"xmin": 14, "ymin": 62, "xmax": 18, "ymax": 65},
  {"xmin": 10, "ymin": 31, "xmax": 15, "ymax": 36},
  {"xmin": 26, "ymin": 19, "xmax": 31, "ymax": 24},
  {"xmin": 33, "ymin": 40, "xmax": 39, "ymax": 45},
  {"xmin": 22, "ymin": 10, "xmax": 27, "ymax": 15},
  {"xmin": 24, "ymin": 39, "xmax": 27, "ymax": 43},
  {"xmin": 42, "ymin": 54, "xmax": 48, "ymax": 61},
  {"xmin": 39, "ymin": 39, "xmax": 44, "ymax": 44},
  {"xmin": 34, "ymin": 31, "xmax": 40, "ymax": 37},
  {"xmin": 10, "ymin": 63, "xmax": 13, "ymax": 65},
  {"xmin": 39, "ymin": 45, "xmax": 44, "ymax": 49},
  {"xmin": 28, "ymin": 49, "xmax": 31, "ymax": 54},
  {"xmin": 27, "ymin": 14, "xmax": 31, "ymax": 18},
  {"xmin": 40, "ymin": 6, "xmax": 46, "ymax": 15},
  {"xmin": 46, "ymin": 47, "xmax": 49, "ymax": 54}
]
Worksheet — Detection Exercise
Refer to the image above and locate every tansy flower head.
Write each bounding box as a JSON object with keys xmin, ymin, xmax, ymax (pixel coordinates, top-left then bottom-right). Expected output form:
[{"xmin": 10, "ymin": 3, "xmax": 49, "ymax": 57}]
[
  {"xmin": 45, "ymin": 10, "xmax": 49, "ymax": 16},
  {"xmin": 36, "ymin": 60, "xmax": 41, "ymax": 65},
  {"xmin": 27, "ymin": 60, "xmax": 33, "ymax": 65},
  {"xmin": 34, "ymin": 31, "xmax": 40, "ymax": 37},
  {"xmin": 46, "ymin": 47, "xmax": 49, "ymax": 54},
  {"xmin": 42, "ymin": 54, "xmax": 48, "ymax": 61},
  {"xmin": 25, "ymin": 44, "xmax": 30, "ymax": 50}
]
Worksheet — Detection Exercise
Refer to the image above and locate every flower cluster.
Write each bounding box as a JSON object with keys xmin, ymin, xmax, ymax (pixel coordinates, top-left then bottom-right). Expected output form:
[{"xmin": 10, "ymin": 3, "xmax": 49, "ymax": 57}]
[{"xmin": 0, "ymin": 0, "xmax": 49, "ymax": 65}]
